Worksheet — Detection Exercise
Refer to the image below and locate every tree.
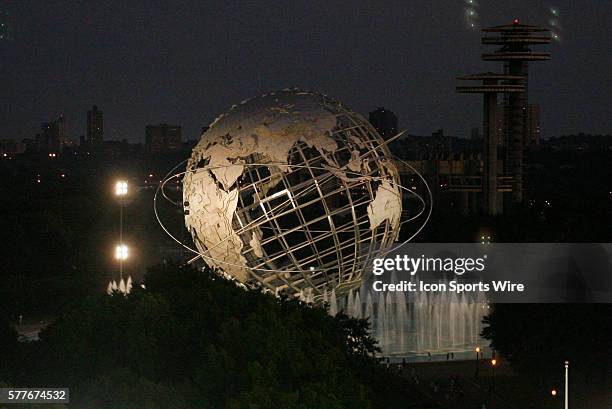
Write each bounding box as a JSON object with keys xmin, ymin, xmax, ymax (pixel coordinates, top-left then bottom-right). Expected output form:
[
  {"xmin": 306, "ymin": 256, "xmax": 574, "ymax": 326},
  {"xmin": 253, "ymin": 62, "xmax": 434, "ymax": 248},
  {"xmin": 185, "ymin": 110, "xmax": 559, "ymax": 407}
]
[
  {"xmin": 0, "ymin": 320, "xmax": 17, "ymax": 382},
  {"xmin": 16, "ymin": 263, "xmax": 431, "ymax": 408},
  {"xmin": 482, "ymin": 303, "xmax": 612, "ymax": 379}
]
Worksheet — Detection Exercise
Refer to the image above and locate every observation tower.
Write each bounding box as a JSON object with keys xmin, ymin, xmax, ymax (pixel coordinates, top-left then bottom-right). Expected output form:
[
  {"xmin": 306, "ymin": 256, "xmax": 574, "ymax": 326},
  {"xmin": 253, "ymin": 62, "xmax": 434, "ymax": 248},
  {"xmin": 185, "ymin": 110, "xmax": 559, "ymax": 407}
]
[
  {"xmin": 456, "ymin": 73, "xmax": 524, "ymax": 215},
  {"xmin": 481, "ymin": 20, "xmax": 551, "ymax": 203}
]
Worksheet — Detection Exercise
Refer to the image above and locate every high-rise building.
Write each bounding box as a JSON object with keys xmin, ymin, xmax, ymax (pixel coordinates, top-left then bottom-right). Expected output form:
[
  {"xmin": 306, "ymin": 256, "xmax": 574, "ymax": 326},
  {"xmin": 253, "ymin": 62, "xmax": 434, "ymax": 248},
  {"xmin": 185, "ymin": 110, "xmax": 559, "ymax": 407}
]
[
  {"xmin": 36, "ymin": 115, "xmax": 66, "ymax": 154},
  {"xmin": 145, "ymin": 124, "xmax": 182, "ymax": 153},
  {"xmin": 527, "ymin": 103, "xmax": 541, "ymax": 147},
  {"xmin": 369, "ymin": 107, "xmax": 398, "ymax": 139},
  {"xmin": 87, "ymin": 105, "xmax": 104, "ymax": 144}
]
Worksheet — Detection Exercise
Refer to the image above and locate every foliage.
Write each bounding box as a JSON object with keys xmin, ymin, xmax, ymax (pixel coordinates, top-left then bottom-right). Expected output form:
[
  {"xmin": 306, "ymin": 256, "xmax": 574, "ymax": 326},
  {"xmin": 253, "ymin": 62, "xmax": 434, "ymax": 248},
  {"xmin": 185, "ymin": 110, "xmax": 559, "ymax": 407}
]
[
  {"xmin": 481, "ymin": 303, "xmax": 612, "ymax": 378},
  {"xmin": 7, "ymin": 263, "xmax": 429, "ymax": 409},
  {"xmin": 0, "ymin": 320, "xmax": 18, "ymax": 381}
]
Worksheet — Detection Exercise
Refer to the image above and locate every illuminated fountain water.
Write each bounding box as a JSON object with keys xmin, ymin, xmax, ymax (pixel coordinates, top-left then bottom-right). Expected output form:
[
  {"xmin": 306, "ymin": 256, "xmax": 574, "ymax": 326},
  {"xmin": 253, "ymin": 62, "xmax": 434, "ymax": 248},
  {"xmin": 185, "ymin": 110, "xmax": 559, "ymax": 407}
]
[{"xmin": 330, "ymin": 272, "xmax": 489, "ymax": 358}]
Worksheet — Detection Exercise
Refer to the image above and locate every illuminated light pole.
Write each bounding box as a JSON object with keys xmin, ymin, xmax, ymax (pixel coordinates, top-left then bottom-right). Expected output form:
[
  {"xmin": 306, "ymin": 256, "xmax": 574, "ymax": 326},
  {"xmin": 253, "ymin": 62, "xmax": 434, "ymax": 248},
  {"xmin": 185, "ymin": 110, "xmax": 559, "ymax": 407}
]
[
  {"xmin": 115, "ymin": 244, "xmax": 129, "ymax": 283},
  {"xmin": 564, "ymin": 361, "xmax": 569, "ymax": 409},
  {"xmin": 115, "ymin": 180, "xmax": 128, "ymax": 196},
  {"xmin": 480, "ymin": 234, "xmax": 492, "ymax": 244},
  {"xmin": 551, "ymin": 388, "xmax": 557, "ymax": 397},
  {"xmin": 475, "ymin": 346, "xmax": 481, "ymax": 378},
  {"xmin": 489, "ymin": 358, "xmax": 497, "ymax": 404},
  {"xmin": 115, "ymin": 180, "xmax": 128, "ymax": 279},
  {"xmin": 115, "ymin": 244, "xmax": 129, "ymax": 261}
]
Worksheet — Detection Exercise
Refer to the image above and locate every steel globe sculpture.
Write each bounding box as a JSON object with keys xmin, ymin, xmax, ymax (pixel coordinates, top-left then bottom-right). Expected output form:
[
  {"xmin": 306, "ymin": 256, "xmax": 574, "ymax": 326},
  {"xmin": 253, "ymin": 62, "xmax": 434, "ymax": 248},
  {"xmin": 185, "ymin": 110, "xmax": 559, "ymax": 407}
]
[{"xmin": 182, "ymin": 89, "xmax": 402, "ymax": 298}]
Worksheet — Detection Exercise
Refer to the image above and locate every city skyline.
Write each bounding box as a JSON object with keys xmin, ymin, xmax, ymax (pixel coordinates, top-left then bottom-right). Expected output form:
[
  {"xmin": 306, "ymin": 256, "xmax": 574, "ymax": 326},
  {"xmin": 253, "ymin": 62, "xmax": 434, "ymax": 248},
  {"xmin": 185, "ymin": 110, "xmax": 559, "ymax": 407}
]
[
  {"xmin": 1, "ymin": 3, "xmax": 610, "ymax": 409},
  {"xmin": 0, "ymin": 1, "xmax": 610, "ymax": 142}
]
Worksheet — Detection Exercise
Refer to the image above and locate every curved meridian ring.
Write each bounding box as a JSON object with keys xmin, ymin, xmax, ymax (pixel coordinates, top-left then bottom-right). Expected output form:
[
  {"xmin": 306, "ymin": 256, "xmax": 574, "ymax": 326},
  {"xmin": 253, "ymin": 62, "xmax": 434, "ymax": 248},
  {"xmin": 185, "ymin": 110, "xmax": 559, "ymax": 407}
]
[
  {"xmin": 154, "ymin": 90, "xmax": 432, "ymax": 299},
  {"xmin": 154, "ymin": 156, "xmax": 432, "ymax": 298}
]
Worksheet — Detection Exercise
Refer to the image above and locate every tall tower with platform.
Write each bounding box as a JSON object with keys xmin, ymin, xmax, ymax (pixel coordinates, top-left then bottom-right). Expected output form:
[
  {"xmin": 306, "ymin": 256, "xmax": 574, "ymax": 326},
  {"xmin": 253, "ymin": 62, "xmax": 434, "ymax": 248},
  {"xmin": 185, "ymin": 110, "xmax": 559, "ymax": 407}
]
[
  {"xmin": 456, "ymin": 73, "xmax": 524, "ymax": 215},
  {"xmin": 457, "ymin": 20, "xmax": 551, "ymax": 214}
]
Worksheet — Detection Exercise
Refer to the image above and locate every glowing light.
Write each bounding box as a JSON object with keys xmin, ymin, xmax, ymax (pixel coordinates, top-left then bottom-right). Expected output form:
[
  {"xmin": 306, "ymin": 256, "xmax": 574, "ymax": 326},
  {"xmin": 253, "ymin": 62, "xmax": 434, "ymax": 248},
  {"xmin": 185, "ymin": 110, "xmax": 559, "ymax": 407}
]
[
  {"xmin": 115, "ymin": 244, "xmax": 129, "ymax": 260},
  {"xmin": 115, "ymin": 180, "xmax": 128, "ymax": 196},
  {"xmin": 551, "ymin": 388, "xmax": 557, "ymax": 396},
  {"xmin": 491, "ymin": 358, "xmax": 497, "ymax": 366},
  {"xmin": 513, "ymin": 18, "xmax": 520, "ymax": 24},
  {"xmin": 548, "ymin": 6, "xmax": 562, "ymax": 43},
  {"xmin": 463, "ymin": 0, "xmax": 479, "ymax": 31},
  {"xmin": 475, "ymin": 346, "xmax": 481, "ymax": 353}
]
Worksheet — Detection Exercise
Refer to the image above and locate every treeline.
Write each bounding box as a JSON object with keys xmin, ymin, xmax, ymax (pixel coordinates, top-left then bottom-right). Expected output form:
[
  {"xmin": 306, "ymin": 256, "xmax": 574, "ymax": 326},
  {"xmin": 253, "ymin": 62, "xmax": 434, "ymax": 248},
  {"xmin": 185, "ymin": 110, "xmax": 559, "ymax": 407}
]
[{"xmin": 1, "ymin": 264, "xmax": 434, "ymax": 409}]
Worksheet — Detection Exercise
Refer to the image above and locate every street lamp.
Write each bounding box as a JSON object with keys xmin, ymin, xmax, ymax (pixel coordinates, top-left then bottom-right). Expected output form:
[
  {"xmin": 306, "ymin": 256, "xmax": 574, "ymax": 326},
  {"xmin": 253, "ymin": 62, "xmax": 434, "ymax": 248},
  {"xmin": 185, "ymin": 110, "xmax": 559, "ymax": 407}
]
[
  {"xmin": 115, "ymin": 244, "xmax": 128, "ymax": 261},
  {"xmin": 564, "ymin": 361, "xmax": 569, "ymax": 409},
  {"xmin": 115, "ymin": 180, "xmax": 128, "ymax": 196},
  {"xmin": 474, "ymin": 346, "xmax": 481, "ymax": 378},
  {"xmin": 489, "ymin": 358, "xmax": 497, "ymax": 404},
  {"xmin": 551, "ymin": 388, "xmax": 557, "ymax": 397},
  {"xmin": 114, "ymin": 244, "xmax": 129, "ymax": 294},
  {"xmin": 115, "ymin": 180, "xmax": 128, "ymax": 279}
]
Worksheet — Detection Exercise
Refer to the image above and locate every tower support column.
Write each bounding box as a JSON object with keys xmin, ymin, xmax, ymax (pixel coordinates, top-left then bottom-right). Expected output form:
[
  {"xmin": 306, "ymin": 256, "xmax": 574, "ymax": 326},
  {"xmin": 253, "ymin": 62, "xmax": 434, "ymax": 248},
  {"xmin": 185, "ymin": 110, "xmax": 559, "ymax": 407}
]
[
  {"xmin": 483, "ymin": 88, "xmax": 498, "ymax": 215},
  {"xmin": 506, "ymin": 61, "xmax": 527, "ymax": 203}
]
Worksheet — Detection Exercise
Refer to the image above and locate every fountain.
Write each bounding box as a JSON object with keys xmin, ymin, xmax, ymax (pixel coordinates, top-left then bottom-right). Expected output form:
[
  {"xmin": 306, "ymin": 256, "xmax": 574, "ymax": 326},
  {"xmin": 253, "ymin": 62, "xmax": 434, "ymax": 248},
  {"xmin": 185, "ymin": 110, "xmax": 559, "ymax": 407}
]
[
  {"xmin": 328, "ymin": 273, "xmax": 490, "ymax": 360},
  {"xmin": 106, "ymin": 276, "xmax": 134, "ymax": 295}
]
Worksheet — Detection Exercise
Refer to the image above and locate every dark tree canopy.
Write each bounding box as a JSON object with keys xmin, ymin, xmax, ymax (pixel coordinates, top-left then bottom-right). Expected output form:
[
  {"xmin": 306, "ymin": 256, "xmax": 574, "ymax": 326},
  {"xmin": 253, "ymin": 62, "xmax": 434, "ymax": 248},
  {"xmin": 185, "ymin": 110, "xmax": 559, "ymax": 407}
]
[
  {"xmin": 6, "ymin": 264, "xmax": 432, "ymax": 409},
  {"xmin": 481, "ymin": 303, "xmax": 612, "ymax": 378}
]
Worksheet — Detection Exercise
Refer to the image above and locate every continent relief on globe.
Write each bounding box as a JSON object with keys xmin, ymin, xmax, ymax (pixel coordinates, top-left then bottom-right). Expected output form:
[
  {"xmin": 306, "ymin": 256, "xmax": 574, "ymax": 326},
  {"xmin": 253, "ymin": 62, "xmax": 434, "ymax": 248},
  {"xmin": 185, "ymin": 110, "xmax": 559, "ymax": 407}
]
[{"xmin": 183, "ymin": 90, "xmax": 401, "ymax": 289}]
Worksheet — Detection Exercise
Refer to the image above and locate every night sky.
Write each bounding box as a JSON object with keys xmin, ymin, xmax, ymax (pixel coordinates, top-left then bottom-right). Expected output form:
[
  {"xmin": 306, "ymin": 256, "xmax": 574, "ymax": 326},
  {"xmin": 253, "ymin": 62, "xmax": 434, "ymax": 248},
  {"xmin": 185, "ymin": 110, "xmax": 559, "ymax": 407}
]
[{"xmin": 1, "ymin": 0, "xmax": 610, "ymax": 142}]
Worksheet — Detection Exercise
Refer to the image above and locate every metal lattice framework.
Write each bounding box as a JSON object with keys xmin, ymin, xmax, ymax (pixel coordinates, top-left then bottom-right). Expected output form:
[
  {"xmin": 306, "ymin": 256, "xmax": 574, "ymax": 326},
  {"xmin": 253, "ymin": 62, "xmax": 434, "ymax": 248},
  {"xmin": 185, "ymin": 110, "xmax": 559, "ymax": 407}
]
[
  {"xmin": 233, "ymin": 134, "xmax": 397, "ymax": 296},
  {"xmin": 155, "ymin": 90, "xmax": 431, "ymax": 299}
]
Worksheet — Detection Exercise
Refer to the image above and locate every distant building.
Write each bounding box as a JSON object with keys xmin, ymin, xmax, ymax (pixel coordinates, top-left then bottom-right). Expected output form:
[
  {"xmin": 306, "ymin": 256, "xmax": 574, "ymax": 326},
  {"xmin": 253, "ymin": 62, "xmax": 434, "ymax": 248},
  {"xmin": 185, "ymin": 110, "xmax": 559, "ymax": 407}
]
[
  {"xmin": 87, "ymin": 105, "xmax": 104, "ymax": 144},
  {"xmin": 145, "ymin": 124, "xmax": 182, "ymax": 153},
  {"xmin": 430, "ymin": 129, "xmax": 452, "ymax": 156},
  {"xmin": 527, "ymin": 103, "xmax": 541, "ymax": 147},
  {"xmin": 36, "ymin": 115, "xmax": 66, "ymax": 154},
  {"xmin": 0, "ymin": 139, "xmax": 25, "ymax": 156},
  {"xmin": 369, "ymin": 107, "xmax": 398, "ymax": 140}
]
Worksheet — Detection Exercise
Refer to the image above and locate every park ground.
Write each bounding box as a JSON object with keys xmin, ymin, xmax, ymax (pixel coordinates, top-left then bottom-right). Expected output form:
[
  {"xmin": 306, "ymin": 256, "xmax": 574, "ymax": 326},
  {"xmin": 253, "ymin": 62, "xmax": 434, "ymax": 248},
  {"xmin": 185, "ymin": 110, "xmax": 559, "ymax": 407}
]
[{"xmin": 387, "ymin": 358, "xmax": 611, "ymax": 409}]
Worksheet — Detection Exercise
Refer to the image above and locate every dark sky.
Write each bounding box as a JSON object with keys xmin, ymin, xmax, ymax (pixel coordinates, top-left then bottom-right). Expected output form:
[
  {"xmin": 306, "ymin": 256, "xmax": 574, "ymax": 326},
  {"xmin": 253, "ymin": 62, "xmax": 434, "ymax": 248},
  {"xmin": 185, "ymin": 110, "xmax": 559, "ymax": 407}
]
[{"xmin": 1, "ymin": 0, "xmax": 610, "ymax": 142}]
